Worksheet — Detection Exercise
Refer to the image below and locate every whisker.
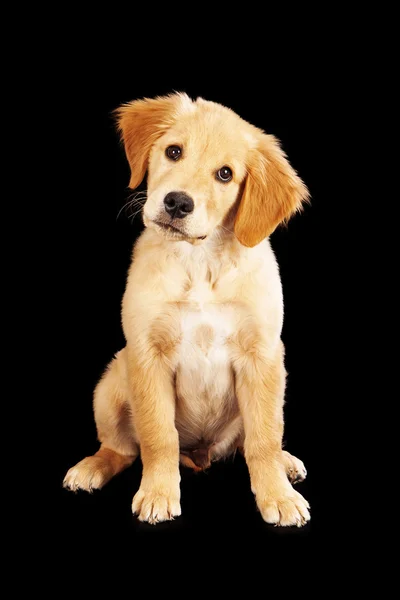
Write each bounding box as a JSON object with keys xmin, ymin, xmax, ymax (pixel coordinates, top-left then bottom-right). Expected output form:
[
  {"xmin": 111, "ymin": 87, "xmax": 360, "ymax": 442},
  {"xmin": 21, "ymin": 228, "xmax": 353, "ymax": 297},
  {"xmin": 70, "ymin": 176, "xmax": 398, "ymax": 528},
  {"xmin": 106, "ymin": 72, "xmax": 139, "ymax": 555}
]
[
  {"xmin": 128, "ymin": 206, "xmax": 145, "ymax": 221},
  {"xmin": 116, "ymin": 190, "xmax": 147, "ymax": 221},
  {"xmin": 219, "ymin": 224, "xmax": 234, "ymax": 235}
]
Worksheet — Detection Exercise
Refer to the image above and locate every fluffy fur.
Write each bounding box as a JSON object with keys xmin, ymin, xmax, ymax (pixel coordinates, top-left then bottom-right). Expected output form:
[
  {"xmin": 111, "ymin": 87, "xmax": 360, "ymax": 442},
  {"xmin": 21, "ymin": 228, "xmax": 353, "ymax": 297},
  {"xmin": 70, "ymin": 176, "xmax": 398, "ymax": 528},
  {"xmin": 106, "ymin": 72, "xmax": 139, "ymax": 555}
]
[{"xmin": 64, "ymin": 93, "xmax": 310, "ymax": 527}]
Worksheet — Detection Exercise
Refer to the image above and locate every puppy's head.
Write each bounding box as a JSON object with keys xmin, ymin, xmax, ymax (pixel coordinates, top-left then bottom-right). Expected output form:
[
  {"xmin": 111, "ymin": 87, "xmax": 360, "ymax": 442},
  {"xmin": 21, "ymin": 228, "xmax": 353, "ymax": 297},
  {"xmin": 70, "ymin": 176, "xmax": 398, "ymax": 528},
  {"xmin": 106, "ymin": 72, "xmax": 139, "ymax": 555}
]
[{"xmin": 116, "ymin": 93, "xmax": 309, "ymax": 247}]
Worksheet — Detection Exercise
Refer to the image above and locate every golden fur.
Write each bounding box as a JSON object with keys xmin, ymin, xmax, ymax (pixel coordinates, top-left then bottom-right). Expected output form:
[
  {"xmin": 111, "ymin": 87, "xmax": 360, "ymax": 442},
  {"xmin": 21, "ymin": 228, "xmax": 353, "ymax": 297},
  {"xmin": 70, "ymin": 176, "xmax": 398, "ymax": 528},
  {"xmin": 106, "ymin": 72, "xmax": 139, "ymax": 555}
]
[{"xmin": 64, "ymin": 93, "xmax": 310, "ymax": 526}]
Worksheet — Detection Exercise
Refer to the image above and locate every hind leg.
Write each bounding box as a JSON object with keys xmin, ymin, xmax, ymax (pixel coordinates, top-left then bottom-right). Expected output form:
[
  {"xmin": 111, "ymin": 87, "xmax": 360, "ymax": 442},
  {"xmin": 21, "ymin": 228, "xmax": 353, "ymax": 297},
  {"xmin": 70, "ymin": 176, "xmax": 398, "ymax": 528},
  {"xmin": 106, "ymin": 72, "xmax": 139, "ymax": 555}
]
[{"xmin": 63, "ymin": 349, "xmax": 139, "ymax": 492}]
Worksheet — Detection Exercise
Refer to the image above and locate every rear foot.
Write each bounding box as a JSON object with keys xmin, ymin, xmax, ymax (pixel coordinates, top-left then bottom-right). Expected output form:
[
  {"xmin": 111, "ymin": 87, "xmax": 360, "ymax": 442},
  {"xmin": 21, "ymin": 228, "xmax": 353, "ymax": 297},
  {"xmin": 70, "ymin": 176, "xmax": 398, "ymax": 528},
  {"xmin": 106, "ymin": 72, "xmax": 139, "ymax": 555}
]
[
  {"xmin": 282, "ymin": 450, "xmax": 307, "ymax": 484},
  {"xmin": 63, "ymin": 456, "xmax": 116, "ymax": 492},
  {"xmin": 63, "ymin": 448, "xmax": 135, "ymax": 492}
]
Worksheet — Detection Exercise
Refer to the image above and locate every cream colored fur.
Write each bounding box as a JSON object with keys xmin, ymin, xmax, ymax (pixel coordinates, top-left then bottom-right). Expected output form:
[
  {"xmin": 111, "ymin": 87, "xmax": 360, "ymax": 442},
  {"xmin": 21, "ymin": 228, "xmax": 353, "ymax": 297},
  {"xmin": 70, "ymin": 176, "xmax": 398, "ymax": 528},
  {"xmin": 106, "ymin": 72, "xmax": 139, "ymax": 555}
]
[{"xmin": 64, "ymin": 93, "xmax": 310, "ymax": 527}]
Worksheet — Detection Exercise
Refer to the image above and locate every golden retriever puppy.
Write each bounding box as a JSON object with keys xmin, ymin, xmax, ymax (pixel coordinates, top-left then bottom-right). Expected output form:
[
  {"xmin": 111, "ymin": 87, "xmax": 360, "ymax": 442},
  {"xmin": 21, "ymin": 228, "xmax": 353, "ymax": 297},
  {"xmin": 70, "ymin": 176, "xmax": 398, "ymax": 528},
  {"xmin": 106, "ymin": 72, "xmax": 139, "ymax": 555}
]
[{"xmin": 64, "ymin": 93, "xmax": 310, "ymax": 527}]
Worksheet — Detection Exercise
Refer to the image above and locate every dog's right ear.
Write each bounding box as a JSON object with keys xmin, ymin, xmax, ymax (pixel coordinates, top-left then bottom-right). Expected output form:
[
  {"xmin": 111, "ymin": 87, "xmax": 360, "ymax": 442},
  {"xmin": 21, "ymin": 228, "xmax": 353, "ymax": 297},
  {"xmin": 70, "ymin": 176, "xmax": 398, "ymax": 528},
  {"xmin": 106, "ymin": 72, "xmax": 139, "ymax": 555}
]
[{"xmin": 115, "ymin": 93, "xmax": 192, "ymax": 189}]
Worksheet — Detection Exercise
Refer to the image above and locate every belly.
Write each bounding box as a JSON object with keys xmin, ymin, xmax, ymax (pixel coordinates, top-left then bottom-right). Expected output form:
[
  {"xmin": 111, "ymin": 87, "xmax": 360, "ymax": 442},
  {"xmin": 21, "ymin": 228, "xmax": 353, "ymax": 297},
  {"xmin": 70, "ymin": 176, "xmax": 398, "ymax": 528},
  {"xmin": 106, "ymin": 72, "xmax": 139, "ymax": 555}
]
[{"xmin": 174, "ymin": 306, "xmax": 239, "ymax": 449}]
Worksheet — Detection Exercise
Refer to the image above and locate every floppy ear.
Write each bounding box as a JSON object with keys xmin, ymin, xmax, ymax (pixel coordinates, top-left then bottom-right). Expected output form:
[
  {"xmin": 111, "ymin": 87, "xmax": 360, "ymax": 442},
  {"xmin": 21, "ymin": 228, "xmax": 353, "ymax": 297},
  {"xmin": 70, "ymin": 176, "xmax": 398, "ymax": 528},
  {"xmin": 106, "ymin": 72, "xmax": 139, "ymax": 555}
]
[
  {"xmin": 115, "ymin": 93, "xmax": 192, "ymax": 189},
  {"xmin": 234, "ymin": 134, "xmax": 310, "ymax": 247}
]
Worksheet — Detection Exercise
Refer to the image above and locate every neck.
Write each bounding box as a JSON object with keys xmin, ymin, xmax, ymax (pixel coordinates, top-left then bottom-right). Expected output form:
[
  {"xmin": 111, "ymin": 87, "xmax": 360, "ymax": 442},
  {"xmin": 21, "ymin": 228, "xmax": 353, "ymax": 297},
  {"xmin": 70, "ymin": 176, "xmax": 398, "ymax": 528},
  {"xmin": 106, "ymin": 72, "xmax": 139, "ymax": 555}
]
[{"xmin": 179, "ymin": 225, "xmax": 242, "ymax": 258}]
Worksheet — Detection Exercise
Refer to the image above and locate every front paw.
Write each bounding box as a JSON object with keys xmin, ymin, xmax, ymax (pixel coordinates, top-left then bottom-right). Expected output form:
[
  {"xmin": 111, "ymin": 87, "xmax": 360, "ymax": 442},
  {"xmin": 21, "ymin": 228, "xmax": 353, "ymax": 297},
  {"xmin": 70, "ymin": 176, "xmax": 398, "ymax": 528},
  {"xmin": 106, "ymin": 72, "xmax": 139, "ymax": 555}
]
[
  {"xmin": 256, "ymin": 481, "xmax": 310, "ymax": 527},
  {"xmin": 132, "ymin": 483, "xmax": 181, "ymax": 525}
]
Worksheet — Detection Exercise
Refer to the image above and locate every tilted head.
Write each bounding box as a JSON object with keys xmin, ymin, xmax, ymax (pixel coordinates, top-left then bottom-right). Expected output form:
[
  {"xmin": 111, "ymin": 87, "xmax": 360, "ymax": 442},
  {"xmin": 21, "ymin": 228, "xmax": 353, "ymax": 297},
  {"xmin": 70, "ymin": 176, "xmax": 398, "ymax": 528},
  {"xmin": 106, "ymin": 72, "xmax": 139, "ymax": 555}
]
[{"xmin": 116, "ymin": 93, "xmax": 309, "ymax": 247}]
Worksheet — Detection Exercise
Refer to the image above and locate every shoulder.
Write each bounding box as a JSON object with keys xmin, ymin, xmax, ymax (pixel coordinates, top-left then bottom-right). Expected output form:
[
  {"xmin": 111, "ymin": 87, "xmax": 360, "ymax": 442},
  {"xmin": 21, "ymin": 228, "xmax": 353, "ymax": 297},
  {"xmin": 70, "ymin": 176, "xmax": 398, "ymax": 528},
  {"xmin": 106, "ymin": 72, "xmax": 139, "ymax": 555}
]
[{"xmin": 240, "ymin": 238, "xmax": 281, "ymax": 282}]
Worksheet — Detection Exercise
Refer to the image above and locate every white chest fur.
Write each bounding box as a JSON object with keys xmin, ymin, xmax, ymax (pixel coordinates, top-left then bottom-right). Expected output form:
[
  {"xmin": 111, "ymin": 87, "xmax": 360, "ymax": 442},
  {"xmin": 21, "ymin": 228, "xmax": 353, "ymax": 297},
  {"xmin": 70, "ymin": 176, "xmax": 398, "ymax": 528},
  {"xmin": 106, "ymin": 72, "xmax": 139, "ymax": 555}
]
[{"xmin": 174, "ymin": 262, "xmax": 239, "ymax": 448}]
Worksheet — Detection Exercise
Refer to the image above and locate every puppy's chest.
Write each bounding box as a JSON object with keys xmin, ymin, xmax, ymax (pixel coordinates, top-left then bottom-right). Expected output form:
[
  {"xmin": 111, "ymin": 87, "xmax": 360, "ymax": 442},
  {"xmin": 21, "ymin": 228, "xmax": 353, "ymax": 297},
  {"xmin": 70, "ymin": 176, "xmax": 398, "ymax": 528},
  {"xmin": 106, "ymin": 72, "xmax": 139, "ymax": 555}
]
[
  {"xmin": 177, "ymin": 275, "xmax": 235, "ymax": 367},
  {"xmin": 173, "ymin": 276, "xmax": 237, "ymax": 444}
]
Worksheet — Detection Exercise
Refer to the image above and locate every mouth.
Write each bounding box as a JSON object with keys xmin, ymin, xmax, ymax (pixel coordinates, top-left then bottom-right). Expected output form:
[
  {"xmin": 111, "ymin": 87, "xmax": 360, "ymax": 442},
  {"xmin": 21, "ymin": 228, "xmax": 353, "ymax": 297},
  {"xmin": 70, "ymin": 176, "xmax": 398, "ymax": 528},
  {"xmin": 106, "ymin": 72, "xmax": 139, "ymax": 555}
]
[
  {"xmin": 153, "ymin": 220, "xmax": 207, "ymax": 241},
  {"xmin": 154, "ymin": 220, "xmax": 185, "ymax": 235}
]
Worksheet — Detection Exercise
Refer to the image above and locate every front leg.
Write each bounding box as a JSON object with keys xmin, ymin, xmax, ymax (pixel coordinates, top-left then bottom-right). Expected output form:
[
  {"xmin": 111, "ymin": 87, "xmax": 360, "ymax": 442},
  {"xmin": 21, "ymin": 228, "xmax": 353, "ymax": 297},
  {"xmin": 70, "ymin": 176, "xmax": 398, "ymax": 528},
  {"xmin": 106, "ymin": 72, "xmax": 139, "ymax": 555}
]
[
  {"xmin": 233, "ymin": 339, "xmax": 310, "ymax": 527},
  {"xmin": 127, "ymin": 345, "xmax": 181, "ymax": 524}
]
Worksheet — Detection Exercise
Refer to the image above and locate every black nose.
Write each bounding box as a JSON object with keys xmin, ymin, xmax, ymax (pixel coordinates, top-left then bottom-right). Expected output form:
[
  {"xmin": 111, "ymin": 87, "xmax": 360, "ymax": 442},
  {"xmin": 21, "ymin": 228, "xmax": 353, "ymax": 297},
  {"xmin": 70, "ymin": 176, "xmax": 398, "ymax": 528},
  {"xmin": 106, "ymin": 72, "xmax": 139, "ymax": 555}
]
[{"xmin": 164, "ymin": 191, "xmax": 194, "ymax": 219}]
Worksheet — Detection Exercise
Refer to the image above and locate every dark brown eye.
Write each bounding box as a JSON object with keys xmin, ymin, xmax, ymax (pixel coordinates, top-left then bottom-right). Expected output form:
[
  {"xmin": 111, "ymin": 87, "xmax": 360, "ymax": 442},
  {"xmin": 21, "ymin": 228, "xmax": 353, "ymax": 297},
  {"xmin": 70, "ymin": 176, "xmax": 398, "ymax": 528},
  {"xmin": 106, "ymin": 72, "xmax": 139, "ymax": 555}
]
[
  {"xmin": 216, "ymin": 166, "xmax": 232, "ymax": 182},
  {"xmin": 166, "ymin": 145, "xmax": 182, "ymax": 161}
]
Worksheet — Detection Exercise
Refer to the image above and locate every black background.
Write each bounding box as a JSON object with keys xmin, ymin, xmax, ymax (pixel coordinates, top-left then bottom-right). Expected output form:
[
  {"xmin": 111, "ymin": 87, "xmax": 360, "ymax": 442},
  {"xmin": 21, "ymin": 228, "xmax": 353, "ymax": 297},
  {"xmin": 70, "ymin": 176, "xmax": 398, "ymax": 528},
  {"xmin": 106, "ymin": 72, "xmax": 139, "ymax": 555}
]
[{"xmin": 43, "ymin": 56, "xmax": 346, "ymax": 551}]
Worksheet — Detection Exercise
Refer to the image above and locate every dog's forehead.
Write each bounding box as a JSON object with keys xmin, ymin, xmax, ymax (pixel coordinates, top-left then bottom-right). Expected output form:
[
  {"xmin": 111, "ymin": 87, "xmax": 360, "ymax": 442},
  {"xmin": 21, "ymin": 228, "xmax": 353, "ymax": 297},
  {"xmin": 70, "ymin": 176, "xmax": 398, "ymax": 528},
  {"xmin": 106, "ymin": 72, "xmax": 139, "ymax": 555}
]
[{"xmin": 167, "ymin": 100, "xmax": 258, "ymax": 156}]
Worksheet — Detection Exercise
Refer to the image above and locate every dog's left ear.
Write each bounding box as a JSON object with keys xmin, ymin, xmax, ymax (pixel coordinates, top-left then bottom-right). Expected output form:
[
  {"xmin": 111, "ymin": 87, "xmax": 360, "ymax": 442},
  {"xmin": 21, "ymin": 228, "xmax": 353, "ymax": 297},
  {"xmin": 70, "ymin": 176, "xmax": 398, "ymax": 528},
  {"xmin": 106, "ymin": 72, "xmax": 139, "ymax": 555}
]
[
  {"xmin": 115, "ymin": 93, "xmax": 192, "ymax": 189},
  {"xmin": 234, "ymin": 134, "xmax": 310, "ymax": 247}
]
